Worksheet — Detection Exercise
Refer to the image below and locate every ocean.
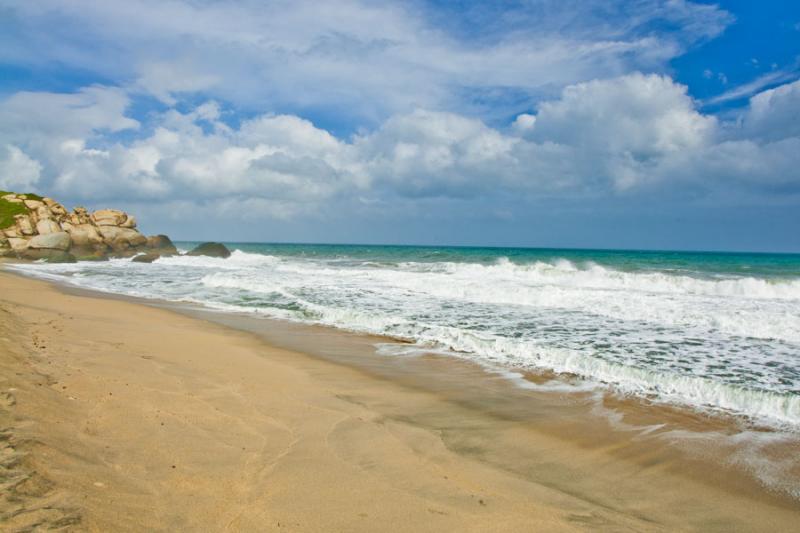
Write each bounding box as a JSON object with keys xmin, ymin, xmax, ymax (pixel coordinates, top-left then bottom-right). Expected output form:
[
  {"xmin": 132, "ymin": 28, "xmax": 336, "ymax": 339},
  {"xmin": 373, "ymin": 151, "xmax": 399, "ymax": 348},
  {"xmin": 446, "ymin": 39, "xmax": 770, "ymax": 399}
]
[{"xmin": 11, "ymin": 243, "xmax": 800, "ymax": 430}]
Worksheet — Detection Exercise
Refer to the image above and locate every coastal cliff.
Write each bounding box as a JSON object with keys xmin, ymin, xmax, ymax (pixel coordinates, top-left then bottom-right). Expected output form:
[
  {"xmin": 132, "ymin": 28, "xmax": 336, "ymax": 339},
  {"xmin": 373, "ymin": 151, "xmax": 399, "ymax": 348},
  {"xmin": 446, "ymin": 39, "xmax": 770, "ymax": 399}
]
[{"xmin": 0, "ymin": 191, "xmax": 177, "ymax": 262}]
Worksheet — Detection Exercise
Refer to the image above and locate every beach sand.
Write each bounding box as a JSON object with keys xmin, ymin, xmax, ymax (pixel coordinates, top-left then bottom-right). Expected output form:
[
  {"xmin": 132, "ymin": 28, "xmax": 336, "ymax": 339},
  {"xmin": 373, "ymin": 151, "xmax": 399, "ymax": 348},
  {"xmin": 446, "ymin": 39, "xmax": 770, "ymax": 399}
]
[{"xmin": 1, "ymin": 269, "xmax": 798, "ymax": 531}]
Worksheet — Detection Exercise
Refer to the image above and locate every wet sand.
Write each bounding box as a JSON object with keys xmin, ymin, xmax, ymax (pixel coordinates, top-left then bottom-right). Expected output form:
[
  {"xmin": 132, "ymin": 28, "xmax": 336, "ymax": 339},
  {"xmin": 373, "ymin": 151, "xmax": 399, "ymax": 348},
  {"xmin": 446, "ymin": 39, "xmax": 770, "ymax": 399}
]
[{"xmin": 1, "ymin": 269, "xmax": 798, "ymax": 531}]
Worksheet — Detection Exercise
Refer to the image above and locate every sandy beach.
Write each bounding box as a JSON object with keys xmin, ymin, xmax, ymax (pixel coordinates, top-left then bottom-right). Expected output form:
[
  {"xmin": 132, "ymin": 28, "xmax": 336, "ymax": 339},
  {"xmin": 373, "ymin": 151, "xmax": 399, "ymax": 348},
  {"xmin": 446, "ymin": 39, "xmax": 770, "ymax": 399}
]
[{"xmin": 1, "ymin": 268, "xmax": 798, "ymax": 532}]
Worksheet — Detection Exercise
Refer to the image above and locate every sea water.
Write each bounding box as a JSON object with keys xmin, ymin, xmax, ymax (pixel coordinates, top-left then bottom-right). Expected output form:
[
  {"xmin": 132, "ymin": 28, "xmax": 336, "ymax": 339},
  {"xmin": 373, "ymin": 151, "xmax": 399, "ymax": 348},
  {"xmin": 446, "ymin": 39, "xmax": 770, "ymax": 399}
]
[{"xmin": 12, "ymin": 243, "xmax": 800, "ymax": 430}]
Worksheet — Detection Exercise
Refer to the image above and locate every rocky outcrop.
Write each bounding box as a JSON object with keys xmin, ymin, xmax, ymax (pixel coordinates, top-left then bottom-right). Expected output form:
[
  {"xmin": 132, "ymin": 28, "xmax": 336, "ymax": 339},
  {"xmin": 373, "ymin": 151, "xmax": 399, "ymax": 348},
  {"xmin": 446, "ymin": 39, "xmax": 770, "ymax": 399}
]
[
  {"xmin": 146, "ymin": 235, "xmax": 178, "ymax": 256},
  {"xmin": 186, "ymin": 242, "xmax": 231, "ymax": 258},
  {"xmin": 0, "ymin": 192, "xmax": 175, "ymax": 262}
]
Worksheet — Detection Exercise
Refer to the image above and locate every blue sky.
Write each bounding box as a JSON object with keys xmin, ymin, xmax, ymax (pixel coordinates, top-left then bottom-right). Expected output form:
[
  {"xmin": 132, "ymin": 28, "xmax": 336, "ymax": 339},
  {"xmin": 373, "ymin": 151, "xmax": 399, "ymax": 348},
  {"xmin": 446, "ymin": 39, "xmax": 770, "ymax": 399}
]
[{"xmin": 0, "ymin": 0, "xmax": 799, "ymax": 252}]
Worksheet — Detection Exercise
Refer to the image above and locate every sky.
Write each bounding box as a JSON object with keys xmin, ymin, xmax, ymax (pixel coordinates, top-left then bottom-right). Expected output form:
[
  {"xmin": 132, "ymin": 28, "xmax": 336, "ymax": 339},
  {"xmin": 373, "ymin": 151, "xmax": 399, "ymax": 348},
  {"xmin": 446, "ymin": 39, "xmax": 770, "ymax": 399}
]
[{"xmin": 0, "ymin": 0, "xmax": 799, "ymax": 252}]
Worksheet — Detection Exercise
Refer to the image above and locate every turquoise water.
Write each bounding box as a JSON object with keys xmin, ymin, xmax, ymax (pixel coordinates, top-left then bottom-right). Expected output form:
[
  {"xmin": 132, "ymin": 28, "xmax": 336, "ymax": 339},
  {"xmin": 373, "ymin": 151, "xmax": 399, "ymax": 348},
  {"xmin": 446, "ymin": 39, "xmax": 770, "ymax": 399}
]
[
  {"xmin": 224, "ymin": 243, "xmax": 800, "ymax": 279},
  {"xmin": 13, "ymin": 243, "xmax": 800, "ymax": 428}
]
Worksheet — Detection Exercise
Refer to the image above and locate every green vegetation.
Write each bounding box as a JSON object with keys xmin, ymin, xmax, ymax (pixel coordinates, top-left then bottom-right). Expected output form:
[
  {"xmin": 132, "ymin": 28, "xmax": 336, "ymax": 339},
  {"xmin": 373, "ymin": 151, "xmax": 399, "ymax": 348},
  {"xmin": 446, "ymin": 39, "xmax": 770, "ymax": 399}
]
[
  {"xmin": 0, "ymin": 191, "xmax": 32, "ymax": 230},
  {"xmin": 20, "ymin": 192, "xmax": 44, "ymax": 201}
]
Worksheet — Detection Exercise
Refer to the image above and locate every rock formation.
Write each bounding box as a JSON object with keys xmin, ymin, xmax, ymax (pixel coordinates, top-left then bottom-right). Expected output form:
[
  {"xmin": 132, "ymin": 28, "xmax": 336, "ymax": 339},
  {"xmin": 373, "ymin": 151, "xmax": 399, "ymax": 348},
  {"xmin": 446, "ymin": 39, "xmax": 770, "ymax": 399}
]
[
  {"xmin": 186, "ymin": 242, "xmax": 232, "ymax": 258},
  {"xmin": 0, "ymin": 192, "xmax": 178, "ymax": 262}
]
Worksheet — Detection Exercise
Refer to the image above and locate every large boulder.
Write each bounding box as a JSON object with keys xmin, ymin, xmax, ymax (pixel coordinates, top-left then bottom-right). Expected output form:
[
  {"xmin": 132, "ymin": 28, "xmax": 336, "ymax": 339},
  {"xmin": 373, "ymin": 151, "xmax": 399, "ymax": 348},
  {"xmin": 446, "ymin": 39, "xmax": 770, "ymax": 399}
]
[
  {"xmin": 186, "ymin": 242, "xmax": 231, "ymax": 258},
  {"xmin": 146, "ymin": 234, "xmax": 178, "ymax": 256},
  {"xmin": 0, "ymin": 237, "xmax": 11, "ymax": 257},
  {"xmin": 71, "ymin": 246, "xmax": 110, "ymax": 261},
  {"xmin": 92, "ymin": 209, "xmax": 127, "ymax": 226},
  {"xmin": 7, "ymin": 237, "xmax": 29, "ymax": 252},
  {"xmin": 50, "ymin": 204, "xmax": 68, "ymax": 218},
  {"xmin": 36, "ymin": 218, "xmax": 61, "ymax": 235},
  {"xmin": 27, "ymin": 232, "xmax": 71, "ymax": 251},
  {"xmin": 20, "ymin": 249, "xmax": 76, "ymax": 263},
  {"xmin": 66, "ymin": 223, "xmax": 104, "ymax": 247},
  {"xmin": 97, "ymin": 226, "xmax": 147, "ymax": 252},
  {"xmin": 14, "ymin": 214, "xmax": 35, "ymax": 236},
  {"xmin": 70, "ymin": 207, "xmax": 92, "ymax": 225},
  {"xmin": 23, "ymin": 199, "xmax": 44, "ymax": 210}
]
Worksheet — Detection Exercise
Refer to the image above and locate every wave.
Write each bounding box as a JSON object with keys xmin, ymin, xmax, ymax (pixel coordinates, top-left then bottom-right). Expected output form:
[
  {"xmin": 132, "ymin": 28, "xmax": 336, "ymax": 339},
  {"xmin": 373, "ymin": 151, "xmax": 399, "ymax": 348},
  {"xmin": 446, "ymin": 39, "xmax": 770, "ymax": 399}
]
[
  {"xmin": 158, "ymin": 249, "xmax": 800, "ymax": 302},
  {"xmin": 157, "ymin": 249, "xmax": 280, "ymax": 269},
  {"xmin": 196, "ymin": 257, "xmax": 800, "ymax": 344},
  {"xmin": 408, "ymin": 257, "xmax": 800, "ymax": 301}
]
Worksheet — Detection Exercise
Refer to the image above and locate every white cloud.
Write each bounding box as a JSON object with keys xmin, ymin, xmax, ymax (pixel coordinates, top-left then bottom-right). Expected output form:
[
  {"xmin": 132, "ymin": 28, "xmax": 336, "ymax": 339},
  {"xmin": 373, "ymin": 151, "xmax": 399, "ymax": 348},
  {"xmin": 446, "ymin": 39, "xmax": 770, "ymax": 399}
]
[
  {"xmin": 523, "ymin": 73, "xmax": 716, "ymax": 189},
  {"xmin": 0, "ymin": 73, "xmax": 798, "ymax": 220},
  {"xmin": 705, "ymin": 69, "xmax": 799, "ymax": 106},
  {"xmin": 355, "ymin": 109, "xmax": 519, "ymax": 197},
  {"xmin": 0, "ymin": 145, "xmax": 42, "ymax": 191},
  {"xmin": 0, "ymin": 86, "xmax": 138, "ymax": 139},
  {"xmin": 512, "ymin": 114, "xmax": 536, "ymax": 133},
  {"xmin": 134, "ymin": 62, "xmax": 221, "ymax": 105},
  {"xmin": 0, "ymin": 0, "xmax": 734, "ymax": 122},
  {"xmin": 740, "ymin": 79, "xmax": 800, "ymax": 142},
  {"xmin": 533, "ymin": 74, "xmax": 714, "ymax": 152}
]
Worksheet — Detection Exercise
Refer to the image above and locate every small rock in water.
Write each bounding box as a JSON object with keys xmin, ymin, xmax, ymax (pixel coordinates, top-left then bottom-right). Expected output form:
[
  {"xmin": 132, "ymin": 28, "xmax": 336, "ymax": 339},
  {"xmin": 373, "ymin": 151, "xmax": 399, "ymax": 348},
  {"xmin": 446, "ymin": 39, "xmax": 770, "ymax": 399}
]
[
  {"xmin": 132, "ymin": 252, "xmax": 160, "ymax": 263},
  {"xmin": 186, "ymin": 242, "xmax": 231, "ymax": 258}
]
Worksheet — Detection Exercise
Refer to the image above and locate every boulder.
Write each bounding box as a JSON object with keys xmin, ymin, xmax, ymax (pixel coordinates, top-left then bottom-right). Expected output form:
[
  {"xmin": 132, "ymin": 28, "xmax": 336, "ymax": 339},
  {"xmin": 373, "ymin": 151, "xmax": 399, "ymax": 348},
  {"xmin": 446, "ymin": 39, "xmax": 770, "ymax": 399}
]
[
  {"xmin": 186, "ymin": 242, "xmax": 231, "ymax": 258},
  {"xmin": 66, "ymin": 223, "xmax": 104, "ymax": 247},
  {"xmin": 146, "ymin": 234, "xmax": 178, "ymax": 256},
  {"xmin": 70, "ymin": 207, "xmax": 92, "ymax": 225},
  {"xmin": 120, "ymin": 215, "xmax": 137, "ymax": 229},
  {"xmin": 36, "ymin": 218, "xmax": 61, "ymax": 235},
  {"xmin": 20, "ymin": 249, "xmax": 76, "ymax": 263},
  {"xmin": 132, "ymin": 252, "xmax": 160, "ymax": 263},
  {"xmin": 97, "ymin": 226, "xmax": 147, "ymax": 251},
  {"xmin": 36, "ymin": 205, "xmax": 53, "ymax": 219},
  {"xmin": 14, "ymin": 214, "xmax": 35, "ymax": 236},
  {"xmin": 50, "ymin": 203, "xmax": 68, "ymax": 217},
  {"xmin": 72, "ymin": 248, "xmax": 110, "ymax": 261},
  {"xmin": 23, "ymin": 199, "xmax": 44, "ymax": 210},
  {"xmin": 28, "ymin": 232, "xmax": 71, "ymax": 251},
  {"xmin": 92, "ymin": 209, "xmax": 127, "ymax": 226},
  {"xmin": 8, "ymin": 237, "xmax": 28, "ymax": 251}
]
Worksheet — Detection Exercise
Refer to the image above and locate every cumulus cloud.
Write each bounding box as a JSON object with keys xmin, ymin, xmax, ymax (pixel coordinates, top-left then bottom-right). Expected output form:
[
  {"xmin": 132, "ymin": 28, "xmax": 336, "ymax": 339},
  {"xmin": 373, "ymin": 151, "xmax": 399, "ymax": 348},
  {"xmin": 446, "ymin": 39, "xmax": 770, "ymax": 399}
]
[
  {"xmin": 523, "ymin": 73, "xmax": 717, "ymax": 189},
  {"xmin": 2, "ymin": 72, "xmax": 798, "ymax": 218},
  {"xmin": 739, "ymin": 79, "xmax": 800, "ymax": 142},
  {"xmin": 0, "ymin": 145, "xmax": 42, "ymax": 191},
  {"xmin": 354, "ymin": 110, "xmax": 518, "ymax": 197}
]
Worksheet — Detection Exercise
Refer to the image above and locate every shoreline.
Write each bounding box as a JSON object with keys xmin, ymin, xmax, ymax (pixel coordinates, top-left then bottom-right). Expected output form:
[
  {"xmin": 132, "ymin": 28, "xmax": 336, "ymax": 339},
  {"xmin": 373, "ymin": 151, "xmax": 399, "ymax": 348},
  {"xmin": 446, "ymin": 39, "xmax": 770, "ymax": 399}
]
[{"xmin": 1, "ymin": 268, "xmax": 799, "ymax": 531}]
